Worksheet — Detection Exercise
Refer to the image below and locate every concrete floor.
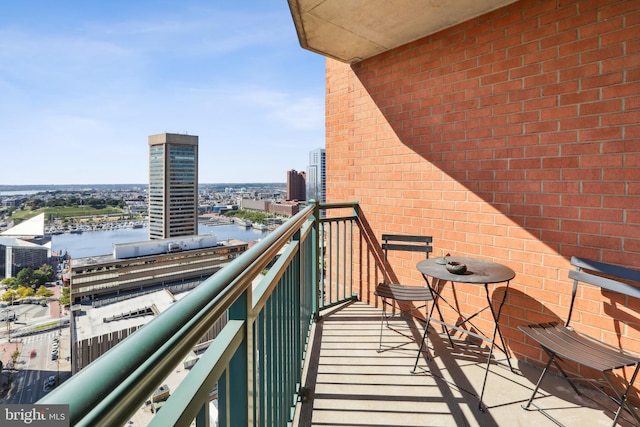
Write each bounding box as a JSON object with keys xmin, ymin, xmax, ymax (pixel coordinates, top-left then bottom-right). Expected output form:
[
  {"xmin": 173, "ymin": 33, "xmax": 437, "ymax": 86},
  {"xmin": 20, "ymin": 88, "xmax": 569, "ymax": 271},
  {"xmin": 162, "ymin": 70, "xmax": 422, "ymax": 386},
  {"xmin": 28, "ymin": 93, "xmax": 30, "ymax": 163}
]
[{"xmin": 293, "ymin": 301, "xmax": 639, "ymax": 427}]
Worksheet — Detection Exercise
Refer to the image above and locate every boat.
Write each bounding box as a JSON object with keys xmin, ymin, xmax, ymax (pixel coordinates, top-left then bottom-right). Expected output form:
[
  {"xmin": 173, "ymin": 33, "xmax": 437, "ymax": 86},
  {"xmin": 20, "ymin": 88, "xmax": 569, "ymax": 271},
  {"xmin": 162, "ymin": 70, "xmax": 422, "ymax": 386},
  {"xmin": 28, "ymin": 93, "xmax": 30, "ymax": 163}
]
[{"xmin": 234, "ymin": 218, "xmax": 252, "ymax": 227}]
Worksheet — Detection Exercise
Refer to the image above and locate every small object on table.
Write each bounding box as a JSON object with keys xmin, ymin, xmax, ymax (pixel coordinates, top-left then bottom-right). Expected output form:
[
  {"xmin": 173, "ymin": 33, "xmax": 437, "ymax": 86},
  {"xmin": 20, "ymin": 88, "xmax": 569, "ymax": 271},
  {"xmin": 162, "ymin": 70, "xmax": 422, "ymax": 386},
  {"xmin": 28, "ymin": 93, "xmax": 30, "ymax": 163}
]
[
  {"xmin": 435, "ymin": 256, "xmax": 447, "ymax": 265},
  {"xmin": 446, "ymin": 261, "xmax": 467, "ymax": 274}
]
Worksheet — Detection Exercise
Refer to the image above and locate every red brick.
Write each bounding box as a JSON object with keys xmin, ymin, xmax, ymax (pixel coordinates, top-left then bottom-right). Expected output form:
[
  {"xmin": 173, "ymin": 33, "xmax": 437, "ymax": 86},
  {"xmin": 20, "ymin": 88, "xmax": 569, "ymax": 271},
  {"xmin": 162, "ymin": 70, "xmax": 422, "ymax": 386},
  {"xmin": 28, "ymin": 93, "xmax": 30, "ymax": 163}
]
[
  {"xmin": 580, "ymin": 17, "xmax": 624, "ymax": 38},
  {"xmin": 600, "ymin": 110, "xmax": 640, "ymax": 126},
  {"xmin": 579, "ymin": 127, "xmax": 622, "ymax": 142},
  {"xmin": 524, "ymin": 72, "xmax": 558, "ymax": 88},
  {"xmin": 527, "ymin": 169, "xmax": 561, "ymax": 182},
  {"xmin": 542, "ymin": 81, "xmax": 579, "ymax": 96},
  {"xmin": 584, "ymin": 73, "xmax": 625, "ymax": 91},
  {"xmin": 603, "ymin": 223, "xmax": 640, "ymax": 239},
  {"xmin": 526, "ymin": 121, "xmax": 558, "ymax": 134},
  {"xmin": 559, "ymin": 64, "xmax": 599, "ymax": 82},
  {"xmin": 540, "ymin": 131, "xmax": 578, "ymax": 144},
  {"xmin": 542, "ymin": 205, "xmax": 579, "ymax": 219},
  {"xmin": 523, "ymin": 47, "xmax": 558, "ymax": 65},
  {"xmin": 559, "ymin": 7, "xmax": 598, "ymax": 31},
  {"xmin": 541, "ymin": 2, "xmax": 578, "ymax": 26},
  {"xmin": 580, "ymin": 208, "xmax": 623, "ymax": 222},
  {"xmin": 600, "ymin": 1, "xmax": 640, "ymax": 19},
  {"xmin": 583, "ymin": 182, "xmax": 626, "ymax": 195},
  {"xmin": 562, "ymin": 195, "xmax": 602, "ymax": 207},
  {"xmin": 602, "ymin": 81, "xmax": 640, "ymax": 99},
  {"xmin": 559, "ymin": 89, "xmax": 600, "ymax": 105},
  {"xmin": 541, "ymin": 106, "xmax": 578, "ymax": 121},
  {"xmin": 582, "ymin": 44, "xmax": 625, "ymax": 64},
  {"xmin": 544, "ymin": 55, "xmax": 580, "ymax": 74},
  {"xmin": 602, "ymin": 54, "xmax": 640, "ymax": 75},
  {"xmin": 509, "ymin": 87, "xmax": 540, "ymax": 102},
  {"xmin": 543, "ymin": 156, "xmax": 578, "ymax": 168},
  {"xmin": 579, "ymin": 100, "xmax": 622, "ymax": 116},
  {"xmin": 326, "ymin": 0, "xmax": 640, "ymax": 389},
  {"xmin": 560, "ymin": 38, "xmax": 600, "ymax": 58},
  {"xmin": 561, "ymin": 117, "xmax": 598, "ymax": 130}
]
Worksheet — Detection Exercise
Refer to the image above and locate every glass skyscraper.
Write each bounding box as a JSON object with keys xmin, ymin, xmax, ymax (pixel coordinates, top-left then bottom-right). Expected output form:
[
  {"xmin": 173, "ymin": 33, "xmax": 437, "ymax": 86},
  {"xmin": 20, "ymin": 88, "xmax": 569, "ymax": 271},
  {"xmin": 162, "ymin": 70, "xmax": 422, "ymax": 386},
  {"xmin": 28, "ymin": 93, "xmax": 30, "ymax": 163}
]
[
  {"xmin": 148, "ymin": 133, "xmax": 199, "ymax": 240},
  {"xmin": 307, "ymin": 148, "xmax": 326, "ymax": 204}
]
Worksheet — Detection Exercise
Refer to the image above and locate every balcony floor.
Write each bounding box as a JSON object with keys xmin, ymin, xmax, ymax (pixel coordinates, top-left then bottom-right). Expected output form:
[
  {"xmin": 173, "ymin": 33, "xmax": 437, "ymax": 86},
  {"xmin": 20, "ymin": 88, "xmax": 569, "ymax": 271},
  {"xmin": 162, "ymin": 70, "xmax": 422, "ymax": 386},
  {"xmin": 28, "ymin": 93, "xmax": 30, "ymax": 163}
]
[{"xmin": 293, "ymin": 301, "xmax": 638, "ymax": 427}]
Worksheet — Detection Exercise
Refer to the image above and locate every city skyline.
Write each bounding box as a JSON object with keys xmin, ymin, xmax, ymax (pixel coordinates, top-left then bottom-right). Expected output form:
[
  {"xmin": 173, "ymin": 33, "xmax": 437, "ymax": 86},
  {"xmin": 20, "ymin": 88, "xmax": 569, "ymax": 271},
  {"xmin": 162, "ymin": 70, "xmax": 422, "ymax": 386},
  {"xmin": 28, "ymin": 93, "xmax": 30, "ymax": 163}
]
[{"xmin": 0, "ymin": 1, "xmax": 325, "ymax": 186}]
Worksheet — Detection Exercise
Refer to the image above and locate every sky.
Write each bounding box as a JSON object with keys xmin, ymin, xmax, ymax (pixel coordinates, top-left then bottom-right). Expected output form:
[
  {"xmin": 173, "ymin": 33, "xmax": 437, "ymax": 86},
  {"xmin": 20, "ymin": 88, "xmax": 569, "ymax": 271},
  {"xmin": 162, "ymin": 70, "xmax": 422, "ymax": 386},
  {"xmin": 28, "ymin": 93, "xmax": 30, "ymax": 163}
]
[{"xmin": 0, "ymin": 1, "xmax": 326, "ymax": 185}]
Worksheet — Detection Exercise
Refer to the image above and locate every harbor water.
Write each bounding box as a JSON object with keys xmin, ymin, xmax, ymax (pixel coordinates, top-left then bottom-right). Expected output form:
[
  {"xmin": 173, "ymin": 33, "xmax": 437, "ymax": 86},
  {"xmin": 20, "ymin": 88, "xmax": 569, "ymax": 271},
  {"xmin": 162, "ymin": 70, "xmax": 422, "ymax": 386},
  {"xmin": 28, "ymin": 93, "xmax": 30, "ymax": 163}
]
[{"xmin": 52, "ymin": 223, "xmax": 269, "ymax": 258}]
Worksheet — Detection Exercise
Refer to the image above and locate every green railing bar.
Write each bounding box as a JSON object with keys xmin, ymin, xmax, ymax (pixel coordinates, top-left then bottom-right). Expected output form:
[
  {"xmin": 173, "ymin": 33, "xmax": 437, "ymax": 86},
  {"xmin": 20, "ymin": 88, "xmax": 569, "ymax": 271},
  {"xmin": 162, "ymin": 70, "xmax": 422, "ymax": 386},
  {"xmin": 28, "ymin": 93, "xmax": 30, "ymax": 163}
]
[
  {"xmin": 38, "ymin": 204, "xmax": 315, "ymax": 426},
  {"xmin": 147, "ymin": 320, "xmax": 245, "ymax": 427},
  {"xmin": 37, "ymin": 201, "xmax": 361, "ymax": 426}
]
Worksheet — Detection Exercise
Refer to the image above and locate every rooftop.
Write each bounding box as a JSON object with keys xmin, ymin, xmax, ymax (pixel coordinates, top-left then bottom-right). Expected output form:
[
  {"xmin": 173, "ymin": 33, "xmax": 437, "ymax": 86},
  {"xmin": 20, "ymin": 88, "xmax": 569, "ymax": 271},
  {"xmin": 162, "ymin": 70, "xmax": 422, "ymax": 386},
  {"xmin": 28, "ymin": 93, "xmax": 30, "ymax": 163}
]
[{"xmin": 74, "ymin": 289, "xmax": 185, "ymax": 341}]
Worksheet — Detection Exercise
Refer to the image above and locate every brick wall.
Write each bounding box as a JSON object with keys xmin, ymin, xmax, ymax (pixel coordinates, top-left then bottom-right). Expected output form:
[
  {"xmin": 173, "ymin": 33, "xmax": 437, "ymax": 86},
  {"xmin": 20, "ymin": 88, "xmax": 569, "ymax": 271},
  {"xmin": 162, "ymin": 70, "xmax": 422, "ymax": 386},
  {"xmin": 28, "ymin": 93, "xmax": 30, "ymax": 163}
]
[{"xmin": 325, "ymin": 0, "xmax": 640, "ymax": 368}]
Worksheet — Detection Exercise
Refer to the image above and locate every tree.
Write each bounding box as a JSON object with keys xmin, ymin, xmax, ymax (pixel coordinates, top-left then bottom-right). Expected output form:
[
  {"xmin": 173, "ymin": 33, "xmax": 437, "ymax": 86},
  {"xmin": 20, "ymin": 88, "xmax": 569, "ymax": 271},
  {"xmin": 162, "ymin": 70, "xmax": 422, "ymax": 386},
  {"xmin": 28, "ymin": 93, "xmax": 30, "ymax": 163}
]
[
  {"xmin": 59, "ymin": 287, "xmax": 70, "ymax": 306},
  {"xmin": 1, "ymin": 277, "xmax": 17, "ymax": 288},
  {"xmin": 39, "ymin": 264, "xmax": 54, "ymax": 281},
  {"xmin": 33, "ymin": 269, "xmax": 49, "ymax": 286},
  {"xmin": 36, "ymin": 286, "xmax": 53, "ymax": 298},
  {"xmin": 16, "ymin": 286, "xmax": 35, "ymax": 298},
  {"xmin": 1, "ymin": 289, "xmax": 17, "ymax": 302},
  {"xmin": 16, "ymin": 267, "xmax": 36, "ymax": 287}
]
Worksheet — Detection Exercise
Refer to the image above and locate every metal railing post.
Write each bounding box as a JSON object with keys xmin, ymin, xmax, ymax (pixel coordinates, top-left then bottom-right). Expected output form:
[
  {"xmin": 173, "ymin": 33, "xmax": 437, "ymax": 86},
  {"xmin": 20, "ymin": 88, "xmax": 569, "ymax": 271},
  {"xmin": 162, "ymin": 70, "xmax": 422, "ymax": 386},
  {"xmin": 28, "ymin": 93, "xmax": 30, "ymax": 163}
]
[{"xmin": 311, "ymin": 200, "xmax": 320, "ymax": 321}]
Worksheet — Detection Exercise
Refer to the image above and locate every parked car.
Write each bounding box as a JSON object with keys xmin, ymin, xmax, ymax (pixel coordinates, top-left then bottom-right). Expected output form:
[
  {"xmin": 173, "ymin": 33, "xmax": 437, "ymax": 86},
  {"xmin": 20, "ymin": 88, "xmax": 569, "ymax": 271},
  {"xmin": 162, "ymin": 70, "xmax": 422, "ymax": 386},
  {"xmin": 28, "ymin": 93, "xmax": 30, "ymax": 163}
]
[
  {"xmin": 0, "ymin": 312, "xmax": 16, "ymax": 322},
  {"xmin": 45, "ymin": 375, "xmax": 56, "ymax": 388}
]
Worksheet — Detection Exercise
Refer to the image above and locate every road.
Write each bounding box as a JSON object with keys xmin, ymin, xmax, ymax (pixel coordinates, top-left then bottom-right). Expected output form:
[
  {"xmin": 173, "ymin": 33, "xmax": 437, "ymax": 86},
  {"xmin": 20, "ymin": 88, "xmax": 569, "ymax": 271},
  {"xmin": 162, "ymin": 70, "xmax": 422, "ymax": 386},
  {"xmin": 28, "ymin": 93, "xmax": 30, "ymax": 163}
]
[
  {"xmin": 0, "ymin": 285, "xmax": 71, "ymax": 404},
  {"xmin": 1, "ymin": 330, "xmax": 69, "ymax": 404}
]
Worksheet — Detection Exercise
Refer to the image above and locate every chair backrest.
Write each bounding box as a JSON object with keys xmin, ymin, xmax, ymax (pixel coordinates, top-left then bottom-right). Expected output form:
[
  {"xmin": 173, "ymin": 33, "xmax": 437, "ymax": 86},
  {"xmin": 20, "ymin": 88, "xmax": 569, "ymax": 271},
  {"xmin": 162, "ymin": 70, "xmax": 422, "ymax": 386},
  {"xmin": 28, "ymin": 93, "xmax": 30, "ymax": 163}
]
[
  {"xmin": 381, "ymin": 234, "xmax": 433, "ymax": 262},
  {"xmin": 565, "ymin": 256, "xmax": 640, "ymax": 327}
]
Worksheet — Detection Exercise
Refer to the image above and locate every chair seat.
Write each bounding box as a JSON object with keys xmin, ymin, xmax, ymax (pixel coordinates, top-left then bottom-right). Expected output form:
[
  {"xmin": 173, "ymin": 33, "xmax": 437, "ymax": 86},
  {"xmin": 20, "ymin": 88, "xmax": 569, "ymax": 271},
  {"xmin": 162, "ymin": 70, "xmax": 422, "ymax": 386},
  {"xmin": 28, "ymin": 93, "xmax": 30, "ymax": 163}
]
[
  {"xmin": 519, "ymin": 323, "xmax": 640, "ymax": 372},
  {"xmin": 375, "ymin": 283, "xmax": 432, "ymax": 302}
]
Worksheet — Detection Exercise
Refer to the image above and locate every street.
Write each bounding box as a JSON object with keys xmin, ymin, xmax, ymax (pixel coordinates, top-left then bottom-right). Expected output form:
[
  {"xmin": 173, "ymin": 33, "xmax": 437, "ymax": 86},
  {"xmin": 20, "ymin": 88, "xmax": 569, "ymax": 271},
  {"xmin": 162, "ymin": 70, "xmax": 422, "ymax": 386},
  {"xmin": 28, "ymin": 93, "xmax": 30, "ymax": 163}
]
[{"xmin": 0, "ymin": 284, "xmax": 71, "ymax": 404}]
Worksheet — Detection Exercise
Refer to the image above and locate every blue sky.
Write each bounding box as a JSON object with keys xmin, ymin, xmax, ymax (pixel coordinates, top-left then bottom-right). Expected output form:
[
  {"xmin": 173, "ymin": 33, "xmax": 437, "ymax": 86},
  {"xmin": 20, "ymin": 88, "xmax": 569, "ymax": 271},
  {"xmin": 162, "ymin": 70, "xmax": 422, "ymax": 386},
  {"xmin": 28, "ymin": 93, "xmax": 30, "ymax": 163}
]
[{"xmin": 0, "ymin": 1, "xmax": 326, "ymax": 185}]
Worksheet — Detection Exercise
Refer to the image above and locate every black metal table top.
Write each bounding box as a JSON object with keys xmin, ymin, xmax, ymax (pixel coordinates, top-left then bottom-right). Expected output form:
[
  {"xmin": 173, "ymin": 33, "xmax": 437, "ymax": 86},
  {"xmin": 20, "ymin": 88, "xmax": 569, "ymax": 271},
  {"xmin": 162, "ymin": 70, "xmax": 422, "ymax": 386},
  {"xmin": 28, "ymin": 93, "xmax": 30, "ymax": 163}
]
[{"xmin": 416, "ymin": 256, "xmax": 515, "ymax": 284}]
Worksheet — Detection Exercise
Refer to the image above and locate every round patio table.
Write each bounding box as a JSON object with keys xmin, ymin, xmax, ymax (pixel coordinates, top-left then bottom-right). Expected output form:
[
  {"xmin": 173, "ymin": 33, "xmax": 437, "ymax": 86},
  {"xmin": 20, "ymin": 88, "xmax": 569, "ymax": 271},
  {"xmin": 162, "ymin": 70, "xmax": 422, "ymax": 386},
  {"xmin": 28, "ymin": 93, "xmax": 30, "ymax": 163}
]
[{"xmin": 415, "ymin": 256, "xmax": 515, "ymax": 411}]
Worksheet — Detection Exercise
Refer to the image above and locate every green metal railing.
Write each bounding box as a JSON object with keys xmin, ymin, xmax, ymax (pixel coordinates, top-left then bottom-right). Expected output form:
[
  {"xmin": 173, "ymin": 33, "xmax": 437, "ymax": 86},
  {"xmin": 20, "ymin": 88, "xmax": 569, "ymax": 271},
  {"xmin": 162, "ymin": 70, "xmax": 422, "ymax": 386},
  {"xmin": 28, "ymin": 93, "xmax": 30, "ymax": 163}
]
[{"xmin": 38, "ymin": 201, "xmax": 363, "ymax": 427}]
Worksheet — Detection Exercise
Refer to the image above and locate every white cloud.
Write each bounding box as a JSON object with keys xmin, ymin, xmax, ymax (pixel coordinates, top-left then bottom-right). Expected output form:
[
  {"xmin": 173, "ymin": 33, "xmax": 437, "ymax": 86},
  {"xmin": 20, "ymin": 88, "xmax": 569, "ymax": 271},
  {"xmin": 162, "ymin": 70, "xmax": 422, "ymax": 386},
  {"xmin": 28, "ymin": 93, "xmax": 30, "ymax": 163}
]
[{"xmin": 0, "ymin": 2, "xmax": 326, "ymax": 185}]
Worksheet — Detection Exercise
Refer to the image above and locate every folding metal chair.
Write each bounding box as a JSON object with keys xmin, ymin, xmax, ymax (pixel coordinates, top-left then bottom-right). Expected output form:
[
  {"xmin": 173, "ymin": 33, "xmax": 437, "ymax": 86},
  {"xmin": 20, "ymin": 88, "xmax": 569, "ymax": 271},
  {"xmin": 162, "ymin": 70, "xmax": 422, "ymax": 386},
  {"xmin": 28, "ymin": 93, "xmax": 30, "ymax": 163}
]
[
  {"xmin": 374, "ymin": 234, "xmax": 433, "ymax": 352},
  {"xmin": 520, "ymin": 257, "xmax": 640, "ymax": 426}
]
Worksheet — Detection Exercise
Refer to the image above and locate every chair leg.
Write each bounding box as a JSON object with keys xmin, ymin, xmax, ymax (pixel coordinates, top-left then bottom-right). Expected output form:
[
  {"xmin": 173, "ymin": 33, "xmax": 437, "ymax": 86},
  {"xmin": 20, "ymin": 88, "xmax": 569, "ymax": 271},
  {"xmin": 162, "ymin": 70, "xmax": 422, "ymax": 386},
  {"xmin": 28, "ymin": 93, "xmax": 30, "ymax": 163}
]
[
  {"xmin": 377, "ymin": 300, "xmax": 387, "ymax": 353},
  {"xmin": 522, "ymin": 355, "xmax": 555, "ymax": 410},
  {"xmin": 603, "ymin": 365, "xmax": 640, "ymax": 427},
  {"xmin": 412, "ymin": 319, "xmax": 431, "ymax": 372}
]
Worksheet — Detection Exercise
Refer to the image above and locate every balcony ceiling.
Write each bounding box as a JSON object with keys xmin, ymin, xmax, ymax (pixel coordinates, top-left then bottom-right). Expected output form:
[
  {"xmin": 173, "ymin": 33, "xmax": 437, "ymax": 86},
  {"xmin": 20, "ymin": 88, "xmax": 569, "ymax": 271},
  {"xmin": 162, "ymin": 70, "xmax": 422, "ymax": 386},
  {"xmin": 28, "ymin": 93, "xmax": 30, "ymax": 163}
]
[{"xmin": 288, "ymin": 0, "xmax": 517, "ymax": 63}]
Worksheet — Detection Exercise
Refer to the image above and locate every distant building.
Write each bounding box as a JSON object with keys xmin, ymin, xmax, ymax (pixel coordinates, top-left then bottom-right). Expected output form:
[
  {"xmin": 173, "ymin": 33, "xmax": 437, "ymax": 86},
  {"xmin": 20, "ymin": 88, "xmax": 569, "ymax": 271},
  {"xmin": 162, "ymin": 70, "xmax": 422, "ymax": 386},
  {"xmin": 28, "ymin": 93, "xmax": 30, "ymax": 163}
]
[
  {"xmin": 241, "ymin": 199, "xmax": 270, "ymax": 212},
  {"xmin": 0, "ymin": 237, "xmax": 49, "ymax": 279},
  {"xmin": 269, "ymin": 201, "xmax": 301, "ymax": 217},
  {"xmin": 70, "ymin": 235, "xmax": 247, "ymax": 303},
  {"xmin": 148, "ymin": 133, "xmax": 199, "ymax": 240},
  {"xmin": 287, "ymin": 169, "xmax": 306, "ymax": 201},
  {"xmin": 0, "ymin": 213, "xmax": 50, "ymax": 278},
  {"xmin": 307, "ymin": 148, "xmax": 326, "ymax": 204},
  {"xmin": 72, "ymin": 288, "xmax": 227, "ymax": 373}
]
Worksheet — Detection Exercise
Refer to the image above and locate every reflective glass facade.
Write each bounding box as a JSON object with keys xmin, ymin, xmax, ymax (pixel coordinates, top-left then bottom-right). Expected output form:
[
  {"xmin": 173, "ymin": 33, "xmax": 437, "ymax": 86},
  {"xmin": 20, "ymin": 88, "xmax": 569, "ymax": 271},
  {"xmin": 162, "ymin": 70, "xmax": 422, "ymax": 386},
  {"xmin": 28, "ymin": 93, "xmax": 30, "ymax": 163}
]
[{"xmin": 148, "ymin": 133, "xmax": 198, "ymax": 239}]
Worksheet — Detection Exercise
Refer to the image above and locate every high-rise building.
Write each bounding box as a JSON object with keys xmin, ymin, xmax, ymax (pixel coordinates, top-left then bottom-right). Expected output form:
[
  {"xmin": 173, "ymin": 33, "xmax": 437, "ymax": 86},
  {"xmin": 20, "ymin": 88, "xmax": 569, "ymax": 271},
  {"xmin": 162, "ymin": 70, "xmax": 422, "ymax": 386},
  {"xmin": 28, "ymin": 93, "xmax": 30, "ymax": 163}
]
[
  {"xmin": 148, "ymin": 133, "xmax": 199, "ymax": 240},
  {"xmin": 306, "ymin": 148, "xmax": 326, "ymax": 204},
  {"xmin": 287, "ymin": 169, "xmax": 306, "ymax": 201}
]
